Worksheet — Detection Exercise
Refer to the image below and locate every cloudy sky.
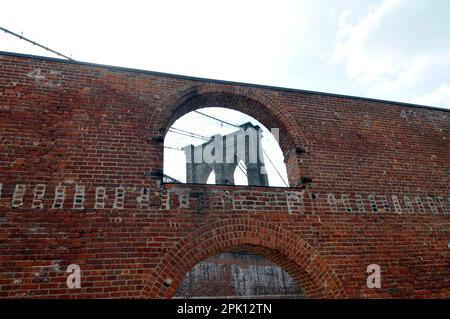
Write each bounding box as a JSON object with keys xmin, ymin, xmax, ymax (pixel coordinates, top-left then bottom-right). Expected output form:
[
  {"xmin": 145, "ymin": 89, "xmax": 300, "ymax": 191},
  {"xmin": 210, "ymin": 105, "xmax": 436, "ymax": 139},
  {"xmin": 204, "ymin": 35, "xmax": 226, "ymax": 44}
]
[
  {"xmin": 1, "ymin": 0, "xmax": 449, "ymax": 185},
  {"xmin": 2, "ymin": 0, "xmax": 450, "ymax": 108}
]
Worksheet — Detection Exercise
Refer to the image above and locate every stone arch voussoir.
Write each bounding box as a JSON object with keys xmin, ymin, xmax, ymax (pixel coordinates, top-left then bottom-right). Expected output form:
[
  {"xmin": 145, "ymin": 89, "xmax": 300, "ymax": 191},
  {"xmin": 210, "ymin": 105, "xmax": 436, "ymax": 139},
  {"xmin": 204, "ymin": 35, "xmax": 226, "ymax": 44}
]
[
  {"xmin": 155, "ymin": 83, "xmax": 305, "ymax": 150},
  {"xmin": 141, "ymin": 218, "xmax": 346, "ymax": 299}
]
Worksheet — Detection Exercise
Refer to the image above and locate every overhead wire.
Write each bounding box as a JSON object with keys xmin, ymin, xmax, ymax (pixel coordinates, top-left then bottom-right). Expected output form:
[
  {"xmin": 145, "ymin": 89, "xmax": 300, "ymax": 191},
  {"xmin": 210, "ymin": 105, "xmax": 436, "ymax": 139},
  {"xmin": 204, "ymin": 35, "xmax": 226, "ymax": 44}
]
[
  {"xmin": 194, "ymin": 110, "xmax": 240, "ymax": 128},
  {"xmin": 0, "ymin": 26, "xmax": 74, "ymax": 61},
  {"xmin": 164, "ymin": 145, "xmax": 183, "ymax": 151},
  {"xmin": 169, "ymin": 127, "xmax": 212, "ymax": 141}
]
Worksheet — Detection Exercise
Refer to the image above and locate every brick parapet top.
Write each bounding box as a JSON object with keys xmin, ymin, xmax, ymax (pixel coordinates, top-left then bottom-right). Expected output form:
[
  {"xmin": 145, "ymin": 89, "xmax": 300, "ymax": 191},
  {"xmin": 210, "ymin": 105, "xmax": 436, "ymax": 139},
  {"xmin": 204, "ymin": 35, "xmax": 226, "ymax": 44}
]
[{"xmin": 1, "ymin": 50, "xmax": 449, "ymax": 113}]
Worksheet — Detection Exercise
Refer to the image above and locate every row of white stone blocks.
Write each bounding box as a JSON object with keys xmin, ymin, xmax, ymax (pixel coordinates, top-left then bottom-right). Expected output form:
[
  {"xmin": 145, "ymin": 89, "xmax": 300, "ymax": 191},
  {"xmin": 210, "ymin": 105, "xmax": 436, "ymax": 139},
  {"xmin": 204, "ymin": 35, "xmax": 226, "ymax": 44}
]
[{"xmin": 0, "ymin": 183, "xmax": 448, "ymax": 215}]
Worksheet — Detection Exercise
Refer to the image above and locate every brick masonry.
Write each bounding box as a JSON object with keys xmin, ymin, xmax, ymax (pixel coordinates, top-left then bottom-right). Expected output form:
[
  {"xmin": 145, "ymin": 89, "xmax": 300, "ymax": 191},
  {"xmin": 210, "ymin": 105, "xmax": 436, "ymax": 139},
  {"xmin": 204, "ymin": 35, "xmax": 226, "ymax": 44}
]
[{"xmin": 0, "ymin": 52, "xmax": 449, "ymax": 298}]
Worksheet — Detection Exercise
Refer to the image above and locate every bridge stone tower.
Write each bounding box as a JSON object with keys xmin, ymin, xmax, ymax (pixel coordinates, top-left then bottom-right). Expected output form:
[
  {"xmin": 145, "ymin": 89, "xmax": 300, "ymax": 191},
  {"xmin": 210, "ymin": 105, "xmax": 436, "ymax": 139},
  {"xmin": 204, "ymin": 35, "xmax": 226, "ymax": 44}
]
[{"xmin": 182, "ymin": 122, "xmax": 269, "ymax": 186}]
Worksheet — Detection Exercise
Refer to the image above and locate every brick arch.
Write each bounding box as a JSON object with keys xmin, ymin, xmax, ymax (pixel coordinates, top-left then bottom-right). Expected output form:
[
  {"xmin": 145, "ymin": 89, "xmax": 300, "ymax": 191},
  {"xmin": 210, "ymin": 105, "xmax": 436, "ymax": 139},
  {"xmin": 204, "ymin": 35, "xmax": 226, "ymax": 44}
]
[
  {"xmin": 156, "ymin": 84, "xmax": 303, "ymax": 151},
  {"xmin": 141, "ymin": 219, "xmax": 346, "ymax": 299},
  {"xmin": 153, "ymin": 84, "xmax": 306, "ymax": 185}
]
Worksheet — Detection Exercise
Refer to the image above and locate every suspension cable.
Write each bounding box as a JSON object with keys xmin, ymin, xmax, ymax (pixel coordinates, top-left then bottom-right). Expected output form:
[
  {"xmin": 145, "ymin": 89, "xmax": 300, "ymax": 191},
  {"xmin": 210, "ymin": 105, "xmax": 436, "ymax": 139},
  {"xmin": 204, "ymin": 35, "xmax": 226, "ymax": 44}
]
[
  {"xmin": 194, "ymin": 110, "xmax": 240, "ymax": 128},
  {"xmin": 0, "ymin": 26, "xmax": 74, "ymax": 61},
  {"xmin": 262, "ymin": 149, "xmax": 288, "ymax": 187},
  {"xmin": 168, "ymin": 112, "xmax": 289, "ymax": 186}
]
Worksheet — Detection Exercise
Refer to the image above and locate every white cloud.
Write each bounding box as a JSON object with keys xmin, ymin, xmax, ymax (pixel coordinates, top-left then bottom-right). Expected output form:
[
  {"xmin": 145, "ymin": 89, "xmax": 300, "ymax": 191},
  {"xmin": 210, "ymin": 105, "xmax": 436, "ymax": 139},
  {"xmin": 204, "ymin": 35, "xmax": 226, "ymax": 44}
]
[
  {"xmin": 413, "ymin": 83, "xmax": 450, "ymax": 108},
  {"xmin": 332, "ymin": 0, "xmax": 404, "ymax": 81},
  {"xmin": 332, "ymin": 0, "xmax": 450, "ymax": 106}
]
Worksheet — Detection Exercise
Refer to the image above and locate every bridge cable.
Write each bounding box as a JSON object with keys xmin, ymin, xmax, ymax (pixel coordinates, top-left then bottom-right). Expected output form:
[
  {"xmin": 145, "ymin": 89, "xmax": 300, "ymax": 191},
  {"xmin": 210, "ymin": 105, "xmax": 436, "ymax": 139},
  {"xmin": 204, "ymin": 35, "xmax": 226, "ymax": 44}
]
[
  {"xmin": 188, "ymin": 111, "xmax": 290, "ymax": 186},
  {"xmin": 0, "ymin": 26, "xmax": 75, "ymax": 61},
  {"xmin": 194, "ymin": 110, "xmax": 240, "ymax": 128}
]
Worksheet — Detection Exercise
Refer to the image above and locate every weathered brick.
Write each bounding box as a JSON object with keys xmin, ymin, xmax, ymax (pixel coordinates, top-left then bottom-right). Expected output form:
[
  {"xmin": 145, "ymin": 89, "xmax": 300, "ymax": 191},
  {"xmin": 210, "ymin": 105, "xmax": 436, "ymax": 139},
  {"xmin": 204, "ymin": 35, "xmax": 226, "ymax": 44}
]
[{"xmin": 0, "ymin": 52, "xmax": 448, "ymax": 299}]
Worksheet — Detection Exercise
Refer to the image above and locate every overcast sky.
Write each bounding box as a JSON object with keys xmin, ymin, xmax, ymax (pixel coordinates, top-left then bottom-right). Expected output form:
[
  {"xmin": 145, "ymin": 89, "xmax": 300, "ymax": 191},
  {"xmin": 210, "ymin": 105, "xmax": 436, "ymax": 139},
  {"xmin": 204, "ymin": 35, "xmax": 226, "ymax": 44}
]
[
  {"xmin": 1, "ymin": 0, "xmax": 450, "ymax": 108},
  {"xmin": 1, "ymin": 0, "xmax": 449, "ymax": 186}
]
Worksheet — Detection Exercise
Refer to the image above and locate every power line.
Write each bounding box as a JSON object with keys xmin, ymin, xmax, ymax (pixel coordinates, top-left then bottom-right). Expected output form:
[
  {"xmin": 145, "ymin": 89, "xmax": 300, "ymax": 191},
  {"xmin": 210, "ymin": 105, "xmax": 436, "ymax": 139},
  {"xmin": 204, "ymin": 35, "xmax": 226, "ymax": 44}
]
[{"xmin": 0, "ymin": 26, "xmax": 74, "ymax": 61}]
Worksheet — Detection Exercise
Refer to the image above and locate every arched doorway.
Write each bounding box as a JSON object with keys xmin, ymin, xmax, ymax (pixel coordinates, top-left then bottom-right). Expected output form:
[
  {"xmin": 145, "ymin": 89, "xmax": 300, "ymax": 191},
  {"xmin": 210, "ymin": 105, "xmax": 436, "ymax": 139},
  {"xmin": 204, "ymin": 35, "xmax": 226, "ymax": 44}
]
[
  {"xmin": 141, "ymin": 219, "xmax": 346, "ymax": 299},
  {"xmin": 173, "ymin": 248, "xmax": 306, "ymax": 299}
]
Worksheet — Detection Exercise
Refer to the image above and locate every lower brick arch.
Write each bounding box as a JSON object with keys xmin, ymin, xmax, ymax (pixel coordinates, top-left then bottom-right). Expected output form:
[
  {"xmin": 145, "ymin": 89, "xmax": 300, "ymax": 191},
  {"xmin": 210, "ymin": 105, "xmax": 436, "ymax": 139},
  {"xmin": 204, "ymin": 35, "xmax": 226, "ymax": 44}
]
[{"xmin": 141, "ymin": 219, "xmax": 347, "ymax": 298}]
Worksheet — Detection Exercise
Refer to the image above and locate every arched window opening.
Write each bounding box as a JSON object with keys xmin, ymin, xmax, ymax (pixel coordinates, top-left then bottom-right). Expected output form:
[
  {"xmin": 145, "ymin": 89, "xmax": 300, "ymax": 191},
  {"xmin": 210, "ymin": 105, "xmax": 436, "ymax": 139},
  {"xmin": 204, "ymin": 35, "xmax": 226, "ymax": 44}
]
[{"xmin": 164, "ymin": 107, "xmax": 289, "ymax": 187}]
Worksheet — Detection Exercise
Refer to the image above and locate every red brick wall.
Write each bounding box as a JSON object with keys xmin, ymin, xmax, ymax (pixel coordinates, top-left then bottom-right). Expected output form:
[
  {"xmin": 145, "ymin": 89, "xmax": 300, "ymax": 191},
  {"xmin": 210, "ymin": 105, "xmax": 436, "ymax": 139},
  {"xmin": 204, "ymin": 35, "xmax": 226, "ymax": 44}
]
[{"xmin": 0, "ymin": 52, "xmax": 448, "ymax": 298}]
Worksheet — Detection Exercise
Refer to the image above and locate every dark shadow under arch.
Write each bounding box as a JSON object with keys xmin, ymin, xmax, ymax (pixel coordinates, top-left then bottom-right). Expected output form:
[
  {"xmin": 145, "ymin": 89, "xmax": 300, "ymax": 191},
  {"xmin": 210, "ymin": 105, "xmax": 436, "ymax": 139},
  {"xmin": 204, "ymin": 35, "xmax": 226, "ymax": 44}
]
[{"xmin": 141, "ymin": 219, "xmax": 346, "ymax": 299}]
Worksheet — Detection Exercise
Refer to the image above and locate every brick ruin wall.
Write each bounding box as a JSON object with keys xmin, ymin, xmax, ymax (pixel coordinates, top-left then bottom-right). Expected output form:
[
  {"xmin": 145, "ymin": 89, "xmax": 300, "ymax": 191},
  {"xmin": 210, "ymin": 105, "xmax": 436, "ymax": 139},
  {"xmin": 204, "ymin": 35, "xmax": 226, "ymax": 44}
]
[{"xmin": 0, "ymin": 52, "xmax": 449, "ymax": 298}]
